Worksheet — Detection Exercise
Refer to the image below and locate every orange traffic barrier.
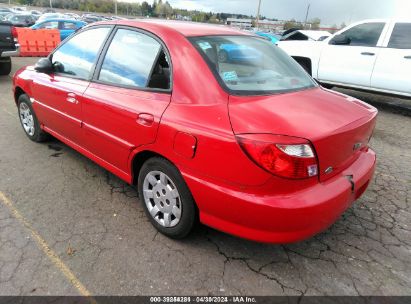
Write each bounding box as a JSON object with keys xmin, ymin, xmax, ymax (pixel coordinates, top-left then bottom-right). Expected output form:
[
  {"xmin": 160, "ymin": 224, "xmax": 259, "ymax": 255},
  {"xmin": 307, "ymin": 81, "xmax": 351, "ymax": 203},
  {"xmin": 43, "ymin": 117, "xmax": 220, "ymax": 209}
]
[{"xmin": 16, "ymin": 28, "xmax": 61, "ymax": 57}]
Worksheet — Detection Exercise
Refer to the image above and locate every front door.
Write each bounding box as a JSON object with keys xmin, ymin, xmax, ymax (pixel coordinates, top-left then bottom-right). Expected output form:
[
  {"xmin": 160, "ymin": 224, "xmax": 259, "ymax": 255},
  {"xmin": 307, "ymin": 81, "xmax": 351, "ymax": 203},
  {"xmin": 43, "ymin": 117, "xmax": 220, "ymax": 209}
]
[{"xmin": 31, "ymin": 26, "xmax": 112, "ymax": 143}]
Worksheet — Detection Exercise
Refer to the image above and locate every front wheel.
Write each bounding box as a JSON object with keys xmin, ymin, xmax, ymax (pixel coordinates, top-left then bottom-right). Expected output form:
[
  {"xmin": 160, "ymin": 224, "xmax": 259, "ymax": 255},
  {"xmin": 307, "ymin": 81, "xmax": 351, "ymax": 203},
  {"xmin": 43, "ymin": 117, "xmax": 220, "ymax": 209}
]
[
  {"xmin": 18, "ymin": 94, "xmax": 49, "ymax": 142},
  {"xmin": 138, "ymin": 157, "xmax": 197, "ymax": 239}
]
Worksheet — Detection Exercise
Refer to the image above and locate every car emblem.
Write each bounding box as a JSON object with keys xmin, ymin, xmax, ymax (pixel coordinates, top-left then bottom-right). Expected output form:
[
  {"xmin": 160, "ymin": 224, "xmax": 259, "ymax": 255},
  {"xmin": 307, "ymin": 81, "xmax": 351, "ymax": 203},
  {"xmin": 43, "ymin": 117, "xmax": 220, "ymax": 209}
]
[{"xmin": 353, "ymin": 142, "xmax": 362, "ymax": 151}]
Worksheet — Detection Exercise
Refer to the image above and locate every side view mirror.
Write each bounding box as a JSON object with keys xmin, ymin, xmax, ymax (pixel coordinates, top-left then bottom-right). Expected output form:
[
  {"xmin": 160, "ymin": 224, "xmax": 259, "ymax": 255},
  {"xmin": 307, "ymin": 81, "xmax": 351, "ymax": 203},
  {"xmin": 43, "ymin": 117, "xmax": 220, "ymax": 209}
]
[
  {"xmin": 34, "ymin": 58, "xmax": 53, "ymax": 73},
  {"xmin": 330, "ymin": 34, "xmax": 351, "ymax": 45}
]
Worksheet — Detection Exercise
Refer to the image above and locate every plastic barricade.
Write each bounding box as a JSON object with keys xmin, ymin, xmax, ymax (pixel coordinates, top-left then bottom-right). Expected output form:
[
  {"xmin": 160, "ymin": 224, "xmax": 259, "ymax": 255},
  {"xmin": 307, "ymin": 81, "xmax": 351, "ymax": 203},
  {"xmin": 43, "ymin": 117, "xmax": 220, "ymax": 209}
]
[{"xmin": 16, "ymin": 28, "xmax": 61, "ymax": 57}]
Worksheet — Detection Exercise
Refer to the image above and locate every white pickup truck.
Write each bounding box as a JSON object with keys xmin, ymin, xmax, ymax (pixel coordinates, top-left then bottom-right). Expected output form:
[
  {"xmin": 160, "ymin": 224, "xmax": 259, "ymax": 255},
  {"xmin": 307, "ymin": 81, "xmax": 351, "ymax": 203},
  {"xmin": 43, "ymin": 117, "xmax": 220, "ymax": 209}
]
[{"xmin": 278, "ymin": 19, "xmax": 411, "ymax": 98}]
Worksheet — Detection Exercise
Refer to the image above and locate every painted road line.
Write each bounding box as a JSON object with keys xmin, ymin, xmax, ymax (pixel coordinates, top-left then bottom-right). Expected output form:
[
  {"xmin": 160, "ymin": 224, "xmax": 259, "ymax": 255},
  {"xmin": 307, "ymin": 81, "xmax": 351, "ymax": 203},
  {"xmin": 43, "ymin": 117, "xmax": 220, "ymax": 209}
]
[{"xmin": 0, "ymin": 191, "xmax": 96, "ymax": 302}]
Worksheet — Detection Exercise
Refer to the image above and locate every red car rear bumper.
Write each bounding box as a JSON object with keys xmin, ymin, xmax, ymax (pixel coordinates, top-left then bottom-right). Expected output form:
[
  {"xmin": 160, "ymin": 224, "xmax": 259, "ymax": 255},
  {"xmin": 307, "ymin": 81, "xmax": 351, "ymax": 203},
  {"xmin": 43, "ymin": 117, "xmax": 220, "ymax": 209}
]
[{"xmin": 184, "ymin": 149, "xmax": 376, "ymax": 243}]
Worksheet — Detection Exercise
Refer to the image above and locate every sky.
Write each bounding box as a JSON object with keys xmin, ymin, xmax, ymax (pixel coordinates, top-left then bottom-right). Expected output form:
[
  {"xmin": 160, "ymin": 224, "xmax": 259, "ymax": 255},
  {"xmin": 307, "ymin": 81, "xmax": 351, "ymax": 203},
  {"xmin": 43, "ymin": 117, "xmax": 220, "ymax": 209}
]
[{"xmin": 122, "ymin": 0, "xmax": 411, "ymax": 25}]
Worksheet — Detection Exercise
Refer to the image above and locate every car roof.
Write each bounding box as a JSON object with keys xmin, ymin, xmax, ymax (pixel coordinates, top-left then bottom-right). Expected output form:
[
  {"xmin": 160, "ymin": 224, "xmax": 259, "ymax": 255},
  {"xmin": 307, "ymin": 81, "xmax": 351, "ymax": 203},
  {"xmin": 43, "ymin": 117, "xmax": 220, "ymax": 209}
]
[
  {"xmin": 100, "ymin": 19, "xmax": 251, "ymax": 37},
  {"xmin": 37, "ymin": 18, "xmax": 81, "ymax": 22}
]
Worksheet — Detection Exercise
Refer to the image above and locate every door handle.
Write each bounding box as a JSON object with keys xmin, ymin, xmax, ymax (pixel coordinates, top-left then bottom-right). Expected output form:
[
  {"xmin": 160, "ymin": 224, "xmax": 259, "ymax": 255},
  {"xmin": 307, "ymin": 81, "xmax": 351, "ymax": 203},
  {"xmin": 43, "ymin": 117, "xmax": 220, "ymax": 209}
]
[
  {"xmin": 66, "ymin": 92, "xmax": 78, "ymax": 104},
  {"xmin": 137, "ymin": 113, "xmax": 154, "ymax": 127},
  {"xmin": 404, "ymin": 56, "xmax": 411, "ymax": 59},
  {"xmin": 361, "ymin": 52, "xmax": 375, "ymax": 56}
]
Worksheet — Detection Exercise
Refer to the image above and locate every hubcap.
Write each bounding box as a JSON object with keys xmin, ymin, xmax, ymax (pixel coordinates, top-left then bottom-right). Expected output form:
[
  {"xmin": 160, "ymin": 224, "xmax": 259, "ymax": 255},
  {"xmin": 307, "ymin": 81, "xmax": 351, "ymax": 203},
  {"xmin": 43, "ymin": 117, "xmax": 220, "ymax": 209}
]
[
  {"xmin": 143, "ymin": 171, "xmax": 182, "ymax": 228},
  {"xmin": 19, "ymin": 103, "xmax": 35, "ymax": 136}
]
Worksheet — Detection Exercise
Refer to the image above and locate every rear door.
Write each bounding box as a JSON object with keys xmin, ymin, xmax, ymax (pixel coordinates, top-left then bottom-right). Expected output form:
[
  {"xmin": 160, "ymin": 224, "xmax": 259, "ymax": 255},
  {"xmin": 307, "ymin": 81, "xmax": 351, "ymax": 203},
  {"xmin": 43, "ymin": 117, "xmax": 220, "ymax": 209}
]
[
  {"xmin": 371, "ymin": 22, "xmax": 411, "ymax": 96},
  {"xmin": 318, "ymin": 21, "xmax": 387, "ymax": 87},
  {"xmin": 82, "ymin": 27, "xmax": 172, "ymax": 173}
]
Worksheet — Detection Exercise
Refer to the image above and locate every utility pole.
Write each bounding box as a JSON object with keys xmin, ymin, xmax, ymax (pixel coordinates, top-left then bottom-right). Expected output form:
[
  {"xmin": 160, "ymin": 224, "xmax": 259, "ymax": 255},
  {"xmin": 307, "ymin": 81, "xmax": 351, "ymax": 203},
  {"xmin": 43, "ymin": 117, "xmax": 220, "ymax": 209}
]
[
  {"xmin": 256, "ymin": 0, "xmax": 262, "ymax": 30},
  {"xmin": 304, "ymin": 3, "xmax": 310, "ymax": 29},
  {"xmin": 115, "ymin": 0, "xmax": 118, "ymax": 15}
]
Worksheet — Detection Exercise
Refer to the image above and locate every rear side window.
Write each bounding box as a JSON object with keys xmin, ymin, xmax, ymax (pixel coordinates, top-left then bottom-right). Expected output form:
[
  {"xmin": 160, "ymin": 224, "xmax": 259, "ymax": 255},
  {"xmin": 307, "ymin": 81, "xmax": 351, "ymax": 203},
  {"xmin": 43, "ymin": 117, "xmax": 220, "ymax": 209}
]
[
  {"xmin": 98, "ymin": 29, "xmax": 171, "ymax": 90},
  {"xmin": 340, "ymin": 22, "xmax": 385, "ymax": 47},
  {"xmin": 388, "ymin": 23, "xmax": 411, "ymax": 49},
  {"xmin": 51, "ymin": 27, "xmax": 111, "ymax": 79}
]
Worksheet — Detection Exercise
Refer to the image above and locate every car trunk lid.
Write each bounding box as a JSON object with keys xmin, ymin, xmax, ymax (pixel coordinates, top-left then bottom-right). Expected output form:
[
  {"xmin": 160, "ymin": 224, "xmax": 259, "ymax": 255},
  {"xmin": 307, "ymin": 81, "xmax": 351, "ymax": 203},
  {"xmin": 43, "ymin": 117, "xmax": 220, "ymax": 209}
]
[{"xmin": 229, "ymin": 87, "xmax": 377, "ymax": 182}]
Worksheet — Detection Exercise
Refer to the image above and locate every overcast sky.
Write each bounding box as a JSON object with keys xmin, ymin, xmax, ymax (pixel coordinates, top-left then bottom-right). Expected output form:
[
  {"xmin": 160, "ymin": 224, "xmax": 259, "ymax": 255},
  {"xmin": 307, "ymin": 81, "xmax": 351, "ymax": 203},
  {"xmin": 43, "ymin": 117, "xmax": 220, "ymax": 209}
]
[{"xmin": 123, "ymin": 0, "xmax": 410, "ymax": 25}]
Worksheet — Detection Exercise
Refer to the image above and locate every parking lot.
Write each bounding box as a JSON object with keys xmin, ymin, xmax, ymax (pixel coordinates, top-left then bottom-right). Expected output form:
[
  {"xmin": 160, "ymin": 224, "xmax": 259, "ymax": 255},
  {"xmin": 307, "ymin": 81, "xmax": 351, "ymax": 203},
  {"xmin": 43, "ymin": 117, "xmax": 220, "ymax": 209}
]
[{"xmin": 0, "ymin": 57, "xmax": 410, "ymax": 296}]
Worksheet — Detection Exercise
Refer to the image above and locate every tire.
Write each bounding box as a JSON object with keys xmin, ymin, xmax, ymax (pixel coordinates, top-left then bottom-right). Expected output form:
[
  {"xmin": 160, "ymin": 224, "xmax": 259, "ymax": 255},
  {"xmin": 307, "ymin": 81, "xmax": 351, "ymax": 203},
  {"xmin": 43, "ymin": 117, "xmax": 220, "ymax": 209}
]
[
  {"xmin": 0, "ymin": 57, "xmax": 12, "ymax": 76},
  {"xmin": 218, "ymin": 50, "xmax": 229, "ymax": 63},
  {"xmin": 17, "ymin": 94, "xmax": 49, "ymax": 142},
  {"xmin": 138, "ymin": 157, "xmax": 197, "ymax": 239}
]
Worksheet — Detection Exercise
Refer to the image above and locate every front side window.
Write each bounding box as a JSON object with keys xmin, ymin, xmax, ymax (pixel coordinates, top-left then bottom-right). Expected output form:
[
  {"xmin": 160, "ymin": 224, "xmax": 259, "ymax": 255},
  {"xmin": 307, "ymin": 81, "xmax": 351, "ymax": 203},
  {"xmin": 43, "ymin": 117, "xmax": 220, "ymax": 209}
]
[
  {"xmin": 98, "ymin": 29, "xmax": 170, "ymax": 90},
  {"xmin": 338, "ymin": 22, "xmax": 385, "ymax": 47},
  {"xmin": 388, "ymin": 23, "xmax": 411, "ymax": 49},
  {"xmin": 191, "ymin": 36, "xmax": 316, "ymax": 95},
  {"xmin": 51, "ymin": 27, "xmax": 111, "ymax": 79}
]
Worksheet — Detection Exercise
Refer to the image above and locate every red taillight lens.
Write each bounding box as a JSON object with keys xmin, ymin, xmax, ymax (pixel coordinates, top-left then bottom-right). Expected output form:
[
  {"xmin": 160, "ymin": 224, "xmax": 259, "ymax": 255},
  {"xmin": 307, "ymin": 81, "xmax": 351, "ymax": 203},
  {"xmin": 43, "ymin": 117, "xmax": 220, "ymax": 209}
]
[
  {"xmin": 11, "ymin": 26, "xmax": 18, "ymax": 39},
  {"xmin": 237, "ymin": 134, "xmax": 318, "ymax": 179}
]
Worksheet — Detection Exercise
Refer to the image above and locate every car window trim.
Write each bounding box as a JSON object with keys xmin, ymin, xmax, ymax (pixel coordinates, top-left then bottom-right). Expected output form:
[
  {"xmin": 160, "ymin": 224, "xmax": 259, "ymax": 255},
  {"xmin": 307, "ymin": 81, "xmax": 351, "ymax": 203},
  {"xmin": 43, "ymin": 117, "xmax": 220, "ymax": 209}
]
[
  {"xmin": 91, "ymin": 25, "xmax": 173, "ymax": 94},
  {"xmin": 48, "ymin": 24, "xmax": 115, "ymax": 82}
]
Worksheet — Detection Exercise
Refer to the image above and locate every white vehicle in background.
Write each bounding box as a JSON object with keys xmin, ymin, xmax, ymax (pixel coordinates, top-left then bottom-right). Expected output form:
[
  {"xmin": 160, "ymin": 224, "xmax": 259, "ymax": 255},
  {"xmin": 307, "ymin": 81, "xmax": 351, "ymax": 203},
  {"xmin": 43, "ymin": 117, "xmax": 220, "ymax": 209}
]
[{"xmin": 278, "ymin": 19, "xmax": 411, "ymax": 98}]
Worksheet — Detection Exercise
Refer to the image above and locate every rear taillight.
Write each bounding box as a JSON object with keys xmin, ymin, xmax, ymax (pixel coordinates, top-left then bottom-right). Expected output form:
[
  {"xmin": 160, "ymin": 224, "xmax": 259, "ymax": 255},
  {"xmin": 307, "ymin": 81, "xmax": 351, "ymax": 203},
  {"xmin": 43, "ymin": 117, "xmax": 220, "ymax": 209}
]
[
  {"xmin": 11, "ymin": 26, "xmax": 18, "ymax": 39},
  {"xmin": 237, "ymin": 134, "xmax": 318, "ymax": 179}
]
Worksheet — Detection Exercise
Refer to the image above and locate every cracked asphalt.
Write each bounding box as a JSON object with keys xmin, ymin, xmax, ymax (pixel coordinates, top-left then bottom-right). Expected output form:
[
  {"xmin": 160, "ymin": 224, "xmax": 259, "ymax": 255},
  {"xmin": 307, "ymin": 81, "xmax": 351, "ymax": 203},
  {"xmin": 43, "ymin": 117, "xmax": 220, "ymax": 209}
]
[{"xmin": 0, "ymin": 57, "xmax": 410, "ymax": 296}]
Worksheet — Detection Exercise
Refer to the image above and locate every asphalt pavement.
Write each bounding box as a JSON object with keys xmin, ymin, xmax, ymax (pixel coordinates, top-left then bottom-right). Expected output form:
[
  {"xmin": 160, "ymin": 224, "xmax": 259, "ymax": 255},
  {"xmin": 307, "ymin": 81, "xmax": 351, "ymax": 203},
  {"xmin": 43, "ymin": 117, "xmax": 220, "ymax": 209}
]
[{"xmin": 0, "ymin": 57, "xmax": 410, "ymax": 296}]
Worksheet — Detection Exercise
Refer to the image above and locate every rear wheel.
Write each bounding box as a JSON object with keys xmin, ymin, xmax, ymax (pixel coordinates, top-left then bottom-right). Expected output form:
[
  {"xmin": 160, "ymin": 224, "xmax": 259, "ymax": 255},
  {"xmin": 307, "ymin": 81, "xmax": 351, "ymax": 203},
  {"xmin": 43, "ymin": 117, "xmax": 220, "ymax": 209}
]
[
  {"xmin": 18, "ymin": 94, "xmax": 49, "ymax": 142},
  {"xmin": 138, "ymin": 157, "xmax": 197, "ymax": 239},
  {"xmin": 0, "ymin": 57, "xmax": 12, "ymax": 76}
]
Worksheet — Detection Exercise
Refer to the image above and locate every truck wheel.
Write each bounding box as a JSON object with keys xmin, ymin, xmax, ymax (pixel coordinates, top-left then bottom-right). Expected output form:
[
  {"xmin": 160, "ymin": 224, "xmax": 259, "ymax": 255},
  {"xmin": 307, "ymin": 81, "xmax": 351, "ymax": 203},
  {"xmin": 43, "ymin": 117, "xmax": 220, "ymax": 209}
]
[{"xmin": 0, "ymin": 57, "xmax": 12, "ymax": 76}]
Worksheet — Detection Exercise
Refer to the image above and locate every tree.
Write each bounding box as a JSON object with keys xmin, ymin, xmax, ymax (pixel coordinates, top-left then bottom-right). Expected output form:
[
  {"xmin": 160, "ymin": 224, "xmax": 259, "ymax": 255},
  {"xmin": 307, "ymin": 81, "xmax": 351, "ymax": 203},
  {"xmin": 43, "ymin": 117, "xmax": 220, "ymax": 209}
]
[
  {"xmin": 284, "ymin": 19, "xmax": 301, "ymax": 30},
  {"xmin": 309, "ymin": 17, "xmax": 321, "ymax": 30},
  {"xmin": 141, "ymin": 1, "xmax": 151, "ymax": 16}
]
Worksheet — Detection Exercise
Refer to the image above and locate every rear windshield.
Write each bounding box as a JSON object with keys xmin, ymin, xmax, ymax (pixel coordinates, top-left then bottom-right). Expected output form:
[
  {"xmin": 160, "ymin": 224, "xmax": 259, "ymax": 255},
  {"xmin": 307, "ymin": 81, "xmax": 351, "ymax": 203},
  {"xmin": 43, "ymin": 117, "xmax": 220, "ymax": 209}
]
[{"xmin": 190, "ymin": 35, "xmax": 316, "ymax": 95}]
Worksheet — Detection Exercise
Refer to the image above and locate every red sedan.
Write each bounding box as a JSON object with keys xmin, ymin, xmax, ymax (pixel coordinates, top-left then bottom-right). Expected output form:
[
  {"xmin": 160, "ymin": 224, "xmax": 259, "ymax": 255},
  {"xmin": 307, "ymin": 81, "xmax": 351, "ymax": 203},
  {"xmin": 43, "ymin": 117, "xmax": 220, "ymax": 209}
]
[{"xmin": 12, "ymin": 20, "xmax": 377, "ymax": 243}]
